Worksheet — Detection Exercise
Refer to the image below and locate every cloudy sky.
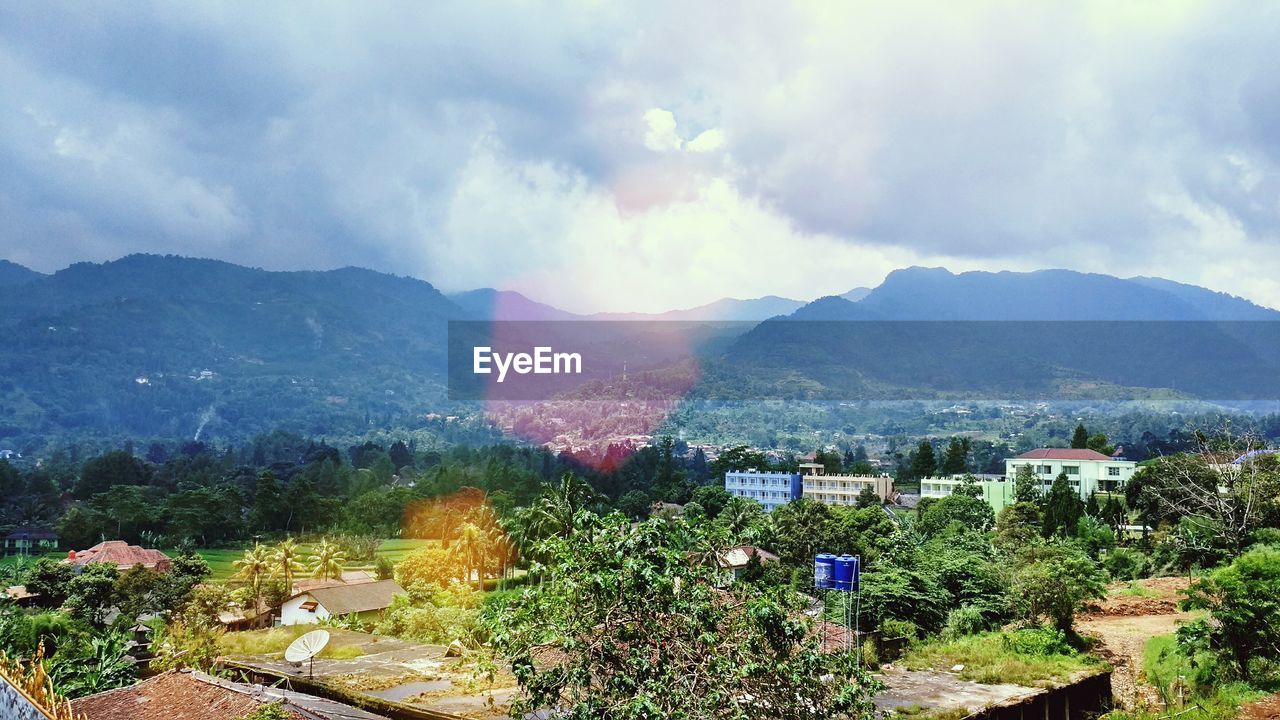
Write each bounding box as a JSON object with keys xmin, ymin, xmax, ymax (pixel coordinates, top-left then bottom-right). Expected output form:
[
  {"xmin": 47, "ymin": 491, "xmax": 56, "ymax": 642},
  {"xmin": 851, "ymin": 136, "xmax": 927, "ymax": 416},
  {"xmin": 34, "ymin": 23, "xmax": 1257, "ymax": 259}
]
[{"xmin": 2, "ymin": 1, "xmax": 1279, "ymax": 312}]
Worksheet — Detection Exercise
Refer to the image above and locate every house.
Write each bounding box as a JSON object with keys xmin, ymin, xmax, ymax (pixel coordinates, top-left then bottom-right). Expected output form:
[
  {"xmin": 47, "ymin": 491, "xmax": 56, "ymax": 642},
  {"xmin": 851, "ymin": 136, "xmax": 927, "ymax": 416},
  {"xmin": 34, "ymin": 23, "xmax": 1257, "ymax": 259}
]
[
  {"xmin": 279, "ymin": 579, "xmax": 404, "ymax": 626},
  {"xmin": 714, "ymin": 546, "xmax": 779, "ymax": 585},
  {"xmin": 290, "ymin": 570, "xmax": 377, "ymax": 597},
  {"xmin": 1004, "ymin": 448, "xmax": 1137, "ymax": 498},
  {"xmin": 2, "ymin": 527, "xmax": 58, "ymax": 556},
  {"xmin": 72, "ymin": 670, "xmax": 387, "ymax": 720},
  {"xmin": 65, "ymin": 541, "xmax": 171, "ymax": 572}
]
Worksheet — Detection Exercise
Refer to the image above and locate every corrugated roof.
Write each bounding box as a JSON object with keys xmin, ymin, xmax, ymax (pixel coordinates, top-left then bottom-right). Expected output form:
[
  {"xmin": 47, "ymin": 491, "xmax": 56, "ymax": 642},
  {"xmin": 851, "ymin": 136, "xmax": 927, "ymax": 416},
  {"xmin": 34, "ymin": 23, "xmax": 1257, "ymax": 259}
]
[
  {"xmin": 1014, "ymin": 448, "xmax": 1115, "ymax": 461},
  {"xmin": 298, "ymin": 579, "xmax": 404, "ymax": 615}
]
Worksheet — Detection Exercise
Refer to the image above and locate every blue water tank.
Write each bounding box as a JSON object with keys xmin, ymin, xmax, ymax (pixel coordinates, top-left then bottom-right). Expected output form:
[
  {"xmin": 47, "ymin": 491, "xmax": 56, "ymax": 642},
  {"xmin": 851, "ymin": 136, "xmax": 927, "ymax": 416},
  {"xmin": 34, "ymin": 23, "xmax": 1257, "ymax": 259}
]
[
  {"xmin": 814, "ymin": 553, "xmax": 836, "ymax": 589},
  {"xmin": 834, "ymin": 554, "xmax": 857, "ymax": 592}
]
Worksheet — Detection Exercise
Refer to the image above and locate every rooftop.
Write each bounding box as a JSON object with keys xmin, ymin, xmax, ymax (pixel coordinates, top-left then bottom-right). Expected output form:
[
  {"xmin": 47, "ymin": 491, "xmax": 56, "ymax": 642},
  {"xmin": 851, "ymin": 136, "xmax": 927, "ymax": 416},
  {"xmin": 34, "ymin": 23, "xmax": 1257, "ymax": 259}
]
[
  {"xmin": 3, "ymin": 527, "xmax": 58, "ymax": 540},
  {"xmin": 66, "ymin": 541, "xmax": 170, "ymax": 570},
  {"xmin": 72, "ymin": 669, "xmax": 387, "ymax": 720},
  {"xmin": 293, "ymin": 579, "xmax": 404, "ymax": 615},
  {"xmin": 1014, "ymin": 448, "xmax": 1116, "ymax": 461}
]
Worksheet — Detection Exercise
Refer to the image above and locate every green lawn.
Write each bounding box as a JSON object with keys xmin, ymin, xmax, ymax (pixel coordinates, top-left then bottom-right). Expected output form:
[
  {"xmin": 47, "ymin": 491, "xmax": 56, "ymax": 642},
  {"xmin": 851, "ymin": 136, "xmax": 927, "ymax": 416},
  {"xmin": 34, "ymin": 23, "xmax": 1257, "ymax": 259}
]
[
  {"xmin": 3, "ymin": 539, "xmax": 436, "ymax": 583},
  {"xmin": 901, "ymin": 631, "xmax": 1100, "ymax": 688}
]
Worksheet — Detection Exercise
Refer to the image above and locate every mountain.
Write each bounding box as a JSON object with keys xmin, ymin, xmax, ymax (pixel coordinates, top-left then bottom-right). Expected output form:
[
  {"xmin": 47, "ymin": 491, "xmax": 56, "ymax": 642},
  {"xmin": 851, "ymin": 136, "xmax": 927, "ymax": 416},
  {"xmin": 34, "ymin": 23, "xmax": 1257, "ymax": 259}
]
[
  {"xmin": 1127, "ymin": 276, "xmax": 1280, "ymax": 320},
  {"xmin": 841, "ymin": 287, "xmax": 872, "ymax": 302},
  {"xmin": 0, "ymin": 255, "xmax": 464, "ymax": 442},
  {"xmin": 450, "ymin": 290, "xmax": 805, "ymax": 322},
  {"xmin": 449, "ymin": 288, "xmax": 581, "ymax": 320},
  {"xmin": 0, "ymin": 260, "xmax": 43, "ymax": 287},
  {"xmin": 706, "ymin": 267, "xmax": 1280, "ymax": 401},
  {"xmin": 596, "ymin": 295, "xmax": 805, "ymax": 322}
]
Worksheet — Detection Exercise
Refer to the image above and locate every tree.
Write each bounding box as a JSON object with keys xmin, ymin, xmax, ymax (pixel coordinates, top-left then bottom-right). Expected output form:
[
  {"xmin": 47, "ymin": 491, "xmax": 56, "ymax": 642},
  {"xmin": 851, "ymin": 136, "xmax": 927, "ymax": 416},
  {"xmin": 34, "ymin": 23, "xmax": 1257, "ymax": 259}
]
[
  {"xmin": 530, "ymin": 472, "xmax": 602, "ymax": 539},
  {"xmin": 486, "ymin": 513, "xmax": 880, "ymax": 719},
  {"xmin": 77, "ymin": 450, "xmax": 151, "ymax": 498},
  {"xmin": 1010, "ymin": 542, "xmax": 1106, "ymax": 633},
  {"xmin": 23, "ymin": 557, "xmax": 76, "ymax": 608},
  {"xmin": 940, "ymin": 437, "xmax": 969, "ymax": 475},
  {"xmin": 1071, "ymin": 423, "xmax": 1089, "ymax": 449},
  {"xmin": 1042, "ymin": 473, "xmax": 1085, "ymax": 538},
  {"xmin": 233, "ymin": 544, "xmax": 272, "ymax": 612},
  {"xmin": 64, "ymin": 563, "xmax": 119, "ymax": 626},
  {"xmin": 451, "ymin": 522, "xmax": 492, "ymax": 589},
  {"xmin": 910, "ymin": 440, "xmax": 937, "ymax": 479},
  {"xmin": 1181, "ymin": 544, "xmax": 1280, "ymax": 680},
  {"xmin": 918, "ymin": 494, "xmax": 996, "ymax": 538},
  {"xmin": 652, "ymin": 436, "xmax": 692, "ymax": 503},
  {"xmin": 710, "ymin": 445, "xmax": 770, "ymax": 479},
  {"xmin": 616, "ymin": 490, "xmax": 652, "ymax": 520},
  {"xmin": 771, "ymin": 499, "xmax": 835, "ymax": 567},
  {"xmin": 1013, "ymin": 463, "xmax": 1040, "ymax": 503},
  {"xmin": 855, "ymin": 486, "xmax": 881, "ymax": 509},
  {"xmin": 270, "ymin": 538, "xmax": 305, "ymax": 592},
  {"xmin": 309, "ymin": 538, "xmax": 346, "ymax": 581},
  {"xmin": 689, "ymin": 485, "xmax": 732, "ymax": 519},
  {"xmin": 1129, "ymin": 431, "xmax": 1280, "ymax": 555},
  {"xmin": 250, "ymin": 471, "xmax": 285, "ymax": 531},
  {"xmin": 1086, "ymin": 433, "xmax": 1114, "ymax": 456}
]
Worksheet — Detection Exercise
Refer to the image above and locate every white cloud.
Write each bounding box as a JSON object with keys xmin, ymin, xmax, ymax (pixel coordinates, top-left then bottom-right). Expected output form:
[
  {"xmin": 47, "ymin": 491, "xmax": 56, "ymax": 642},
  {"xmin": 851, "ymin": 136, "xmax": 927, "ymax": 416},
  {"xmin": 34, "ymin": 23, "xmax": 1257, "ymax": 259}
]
[{"xmin": 642, "ymin": 108, "xmax": 682, "ymax": 152}]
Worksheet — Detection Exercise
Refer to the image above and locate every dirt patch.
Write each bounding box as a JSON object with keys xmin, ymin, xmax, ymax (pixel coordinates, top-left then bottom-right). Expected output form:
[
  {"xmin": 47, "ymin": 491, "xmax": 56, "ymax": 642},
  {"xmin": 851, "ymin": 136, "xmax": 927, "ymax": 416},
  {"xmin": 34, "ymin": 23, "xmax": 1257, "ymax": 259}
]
[
  {"xmin": 1079, "ymin": 577, "xmax": 1192, "ymax": 619},
  {"xmin": 1075, "ymin": 576, "xmax": 1196, "ymax": 711},
  {"xmin": 1242, "ymin": 693, "xmax": 1280, "ymax": 720}
]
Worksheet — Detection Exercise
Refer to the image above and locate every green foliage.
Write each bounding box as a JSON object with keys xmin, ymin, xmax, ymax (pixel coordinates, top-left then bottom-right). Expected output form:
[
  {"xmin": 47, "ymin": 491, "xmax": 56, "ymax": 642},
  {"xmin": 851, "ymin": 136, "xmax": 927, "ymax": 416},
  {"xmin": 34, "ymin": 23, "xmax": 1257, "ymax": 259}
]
[
  {"xmin": 1071, "ymin": 424, "xmax": 1089, "ymax": 449},
  {"xmin": 1000, "ymin": 627, "xmax": 1073, "ymax": 657},
  {"xmin": 1182, "ymin": 544, "xmax": 1280, "ymax": 682},
  {"xmin": 1042, "ymin": 473, "xmax": 1085, "ymax": 538},
  {"xmin": 1009, "ymin": 542, "xmax": 1107, "ymax": 632},
  {"xmin": 22, "ymin": 557, "xmax": 75, "ymax": 608},
  {"xmin": 902, "ymin": 631, "xmax": 1095, "ymax": 688},
  {"xmin": 486, "ymin": 512, "xmax": 881, "ymax": 720},
  {"xmin": 918, "ymin": 494, "xmax": 995, "ymax": 538},
  {"xmin": 1103, "ymin": 547, "xmax": 1151, "ymax": 581},
  {"xmin": 64, "ymin": 563, "xmax": 119, "ymax": 626},
  {"xmin": 46, "ymin": 630, "xmax": 137, "ymax": 697},
  {"xmin": 858, "ymin": 563, "xmax": 949, "ymax": 635},
  {"xmin": 942, "ymin": 605, "xmax": 991, "ymax": 640},
  {"xmin": 374, "ymin": 554, "xmax": 395, "ymax": 581},
  {"xmin": 239, "ymin": 703, "xmax": 293, "ymax": 720}
]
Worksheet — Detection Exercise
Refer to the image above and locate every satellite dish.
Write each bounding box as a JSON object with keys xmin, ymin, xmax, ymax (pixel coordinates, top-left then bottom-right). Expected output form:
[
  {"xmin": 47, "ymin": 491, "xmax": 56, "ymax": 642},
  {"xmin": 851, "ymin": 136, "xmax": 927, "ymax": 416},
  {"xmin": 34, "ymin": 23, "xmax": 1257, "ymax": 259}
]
[{"xmin": 284, "ymin": 630, "xmax": 330, "ymax": 677}]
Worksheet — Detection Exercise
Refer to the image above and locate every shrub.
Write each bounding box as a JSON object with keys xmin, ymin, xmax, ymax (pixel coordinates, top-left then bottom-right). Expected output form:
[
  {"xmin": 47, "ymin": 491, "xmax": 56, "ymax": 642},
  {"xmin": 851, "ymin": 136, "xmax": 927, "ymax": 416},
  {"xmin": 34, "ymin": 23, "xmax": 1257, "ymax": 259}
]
[
  {"xmin": 1001, "ymin": 627, "xmax": 1073, "ymax": 657},
  {"xmin": 942, "ymin": 605, "xmax": 990, "ymax": 640},
  {"xmin": 1103, "ymin": 547, "xmax": 1150, "ymax": 581}
]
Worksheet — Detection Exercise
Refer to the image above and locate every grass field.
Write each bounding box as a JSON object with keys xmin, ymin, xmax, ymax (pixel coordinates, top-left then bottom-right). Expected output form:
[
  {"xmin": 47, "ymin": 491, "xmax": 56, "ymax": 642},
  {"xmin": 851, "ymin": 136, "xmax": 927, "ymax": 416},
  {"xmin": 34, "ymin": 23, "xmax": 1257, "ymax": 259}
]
[
  {"xmin": 2, "ymin": 538, "xmax": 437, "ymax": 583},
  {"xmin": 902, "ymin": 631, "xmax": 1099, "ymax": 687}
]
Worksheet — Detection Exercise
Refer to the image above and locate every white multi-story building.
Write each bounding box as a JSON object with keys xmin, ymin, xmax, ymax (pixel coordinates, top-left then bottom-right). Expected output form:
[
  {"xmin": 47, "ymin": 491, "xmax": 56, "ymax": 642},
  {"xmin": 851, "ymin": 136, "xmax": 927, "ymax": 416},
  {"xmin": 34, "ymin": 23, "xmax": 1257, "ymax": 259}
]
[
  {"xmin": 724, "ymin": 469, "xmax": 801, "ymax": 511},
  {"xmin": 796, "ymin": 463, "xmax": 896, "ymax": 507},
  {"xmin": 1004, "ymin": 448, "xmax": 1136, "ymax": 499}
]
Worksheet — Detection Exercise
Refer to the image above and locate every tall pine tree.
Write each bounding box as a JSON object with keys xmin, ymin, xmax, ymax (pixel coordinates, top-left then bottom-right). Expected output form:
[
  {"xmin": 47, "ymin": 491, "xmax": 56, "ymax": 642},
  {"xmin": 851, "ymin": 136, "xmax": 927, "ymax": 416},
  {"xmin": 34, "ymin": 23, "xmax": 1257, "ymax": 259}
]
[
  {"xmin": 1071, "ymin": 423, "xmax": 1090, "ymax": 449},
  {"xmin": 911, "ymin": 440, "xmax": 938, "ymax": 479}
]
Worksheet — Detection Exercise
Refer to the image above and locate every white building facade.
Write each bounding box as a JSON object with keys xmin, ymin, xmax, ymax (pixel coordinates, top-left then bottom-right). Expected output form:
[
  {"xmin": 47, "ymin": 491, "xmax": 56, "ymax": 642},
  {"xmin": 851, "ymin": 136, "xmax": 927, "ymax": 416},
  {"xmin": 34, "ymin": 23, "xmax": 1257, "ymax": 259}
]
[
  {"xmin": 1004, "ymin": 448, "xmax": 1136, "ymax": 499},
  {"xmin": 724, "ymin": 470, "xmax": 802, "ymax": 511}
]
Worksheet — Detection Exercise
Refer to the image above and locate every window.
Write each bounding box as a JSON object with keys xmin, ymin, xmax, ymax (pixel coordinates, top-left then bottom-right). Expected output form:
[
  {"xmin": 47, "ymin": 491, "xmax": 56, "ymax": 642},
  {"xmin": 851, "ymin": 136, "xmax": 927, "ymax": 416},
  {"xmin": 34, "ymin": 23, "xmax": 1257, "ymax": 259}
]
[
  {"xmin": 1036, "ymin": 464, "xmax": 1052, "ymax": 474},
  {"xmin": 1108, "ymin": 467, "xmax": 1121, "ymax": 476},
  {"xmin": 1062, "ymin": 465, "xmax": 1079, "ymax": 475}
]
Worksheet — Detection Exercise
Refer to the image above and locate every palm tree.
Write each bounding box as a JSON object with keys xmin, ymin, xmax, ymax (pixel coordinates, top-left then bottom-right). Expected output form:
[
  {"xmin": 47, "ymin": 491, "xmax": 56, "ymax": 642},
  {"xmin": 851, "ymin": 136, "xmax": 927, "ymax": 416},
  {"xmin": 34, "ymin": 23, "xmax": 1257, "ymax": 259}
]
[
  {"xmin": 271, "ymin": 538, "xmax": 305, "ymax": 592},
  {"xmin": 719, "ymin": 496, "xmax": 766, "ymax": 540},
  {"xmin": 309, "ymin": 537, "xmax": 346, "ymax": 581},
  {"xmin": 531, "ymin": 471, "xmax": 602, "ymax": 539},
  {"xmin": 232, "ymin": 543, "xmax": 272, "ymax": 611},
  {"xmin": 451, "ymin": 522, "xmax": 491, "ymax": 589}
]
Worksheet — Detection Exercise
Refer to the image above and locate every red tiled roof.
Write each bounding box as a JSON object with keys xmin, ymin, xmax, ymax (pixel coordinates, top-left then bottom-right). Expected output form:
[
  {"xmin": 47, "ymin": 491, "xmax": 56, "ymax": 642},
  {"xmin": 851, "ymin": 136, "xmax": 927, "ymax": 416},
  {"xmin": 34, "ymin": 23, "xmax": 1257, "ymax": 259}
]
[
  {"xmin": 66, "ymin": 541, "xmax": 171, "ymax": 570},
  {"xmin": 1014, "ymin": 448, "xmax": 1115, "ymax": 461}
]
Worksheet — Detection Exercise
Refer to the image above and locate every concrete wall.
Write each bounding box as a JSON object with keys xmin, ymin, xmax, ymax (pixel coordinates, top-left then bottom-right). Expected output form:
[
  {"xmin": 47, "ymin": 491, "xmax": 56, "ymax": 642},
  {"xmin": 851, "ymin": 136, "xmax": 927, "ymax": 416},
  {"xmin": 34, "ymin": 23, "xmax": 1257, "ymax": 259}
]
[
  {"xmin": 973, "ymin": 671, "xmax": 1113, "ymax": 720},
  {"xmin": 280, "ymin": 593, "xmax": 331, "ymax": 625}
]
